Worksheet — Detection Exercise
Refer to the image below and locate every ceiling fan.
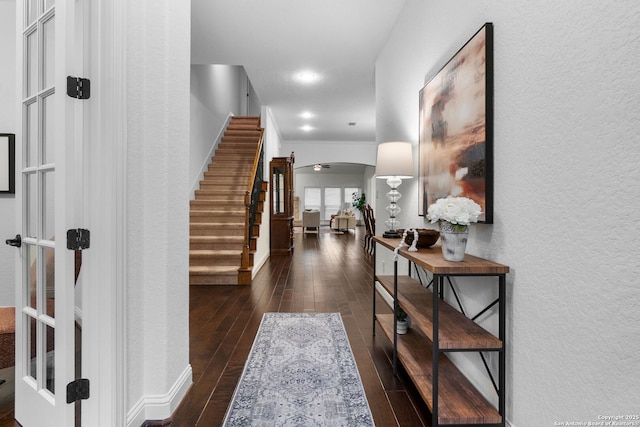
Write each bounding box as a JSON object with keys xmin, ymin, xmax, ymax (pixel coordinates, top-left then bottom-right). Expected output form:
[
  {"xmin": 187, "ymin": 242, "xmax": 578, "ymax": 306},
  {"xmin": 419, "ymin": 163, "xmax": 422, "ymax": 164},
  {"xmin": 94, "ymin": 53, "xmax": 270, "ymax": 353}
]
[{"xmin": 313, "ymin": 164, "xmax": 331, "ymax": 171}]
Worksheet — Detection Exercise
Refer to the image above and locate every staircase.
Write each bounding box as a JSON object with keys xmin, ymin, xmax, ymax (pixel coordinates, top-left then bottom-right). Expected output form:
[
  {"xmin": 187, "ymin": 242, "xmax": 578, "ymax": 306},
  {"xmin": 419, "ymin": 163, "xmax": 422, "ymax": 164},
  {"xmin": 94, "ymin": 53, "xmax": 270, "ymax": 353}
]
[{"xmin": 189, "ymin": 116, "xmax": 266, "ymax": 285}]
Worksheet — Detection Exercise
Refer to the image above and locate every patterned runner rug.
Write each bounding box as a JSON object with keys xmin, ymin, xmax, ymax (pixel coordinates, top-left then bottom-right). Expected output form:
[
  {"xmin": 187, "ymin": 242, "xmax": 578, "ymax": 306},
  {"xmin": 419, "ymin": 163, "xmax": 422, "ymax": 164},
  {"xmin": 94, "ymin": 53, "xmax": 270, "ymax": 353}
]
[{"xmin": 222, "ymin": 313, "xmax": 375, "ymax": 426}]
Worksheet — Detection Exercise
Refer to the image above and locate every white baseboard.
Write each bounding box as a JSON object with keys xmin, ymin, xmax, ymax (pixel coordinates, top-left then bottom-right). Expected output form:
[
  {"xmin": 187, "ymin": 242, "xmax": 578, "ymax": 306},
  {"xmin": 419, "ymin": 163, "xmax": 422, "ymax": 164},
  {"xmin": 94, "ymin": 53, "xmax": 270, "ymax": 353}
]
[
  {"xmin": 252, "ymin": 253, "xmax": 269, "ymax": 279},
  {"xmin": 126, "ymin": 364, "xmax": 193, "ymax": 427}
]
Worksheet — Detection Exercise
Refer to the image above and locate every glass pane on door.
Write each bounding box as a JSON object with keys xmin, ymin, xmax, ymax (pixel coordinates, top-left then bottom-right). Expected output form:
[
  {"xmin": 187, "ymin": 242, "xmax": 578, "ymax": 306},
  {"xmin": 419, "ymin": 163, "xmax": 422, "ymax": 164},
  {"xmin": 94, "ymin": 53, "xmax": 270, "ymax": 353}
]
[
  {"xmin": 26, "ymin": 314, "xmax": 37, "ymax": 380},
  {"xmin": 43, "ymin": 171, "xmax": 55, "ymax": 239},
  {"xmin": 26, "ymin": 173, "xmax": 37, "ymax": 238},
  {"xmin": 26, "ymin": 29, "xmax": 38, "ymax": 97},
  {"xmin": 26, "ymin": 101, "xmax": 38, "ymax": 167},
  {"xmin": 43, "ymin": 94, "xmax": 55, "ymax": 164},
  {"xmin": 43, "ymin": 16, "xmax": 55, "ymax": 90},
  {"xmin": 27, "ymin": 0, "xmax": 38, "ymax": 25},
  {"xmin": 44, "ymin": 246, "xmax": 55, "ymax": 316},
  {"xmin": 45, "ymin": 324, "xmax": 55, "ymax": 394},
  {"xmin": 26, "ymin": 245, "xmax": 37, "ymax": 309}
]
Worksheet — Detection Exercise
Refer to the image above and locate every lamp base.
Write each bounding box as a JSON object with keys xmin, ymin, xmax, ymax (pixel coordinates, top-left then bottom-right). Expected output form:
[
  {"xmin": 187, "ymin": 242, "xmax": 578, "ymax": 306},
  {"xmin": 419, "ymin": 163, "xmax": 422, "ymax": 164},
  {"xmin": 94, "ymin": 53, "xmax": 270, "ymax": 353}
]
[{"xmin": 383, "ymin": 230, "xmax": 401, "ymax": 238}]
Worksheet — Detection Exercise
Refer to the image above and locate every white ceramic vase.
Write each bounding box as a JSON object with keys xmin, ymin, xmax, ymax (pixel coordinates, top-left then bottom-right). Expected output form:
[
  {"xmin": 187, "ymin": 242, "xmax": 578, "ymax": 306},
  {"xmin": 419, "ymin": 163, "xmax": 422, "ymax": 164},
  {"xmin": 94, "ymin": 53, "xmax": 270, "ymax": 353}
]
[{"xmin": 439, "ymin": 221, "xmax": 469, "ymax": 262}]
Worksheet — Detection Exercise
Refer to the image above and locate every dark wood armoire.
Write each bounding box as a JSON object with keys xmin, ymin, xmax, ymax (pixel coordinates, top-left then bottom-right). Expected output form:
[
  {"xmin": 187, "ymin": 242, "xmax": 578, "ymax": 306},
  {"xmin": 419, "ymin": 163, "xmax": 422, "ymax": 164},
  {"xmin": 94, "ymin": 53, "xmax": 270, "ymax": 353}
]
[{"xmin": 269, "ymin": 153, "xmax": 294, "ymax": 254}]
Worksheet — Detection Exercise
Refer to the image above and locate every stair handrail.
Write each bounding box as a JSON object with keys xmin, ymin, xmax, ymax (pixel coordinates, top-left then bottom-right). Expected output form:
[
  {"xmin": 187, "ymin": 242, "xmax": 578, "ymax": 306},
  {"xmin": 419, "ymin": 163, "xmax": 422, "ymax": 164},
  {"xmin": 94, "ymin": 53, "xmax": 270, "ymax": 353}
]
[
  {"xmin": 241, "ymin": 125, "xmax": 265, "ymax": 272},
  {"xmin": 248, "ymin": 141, "xmax": 265, "ymax": 239}
]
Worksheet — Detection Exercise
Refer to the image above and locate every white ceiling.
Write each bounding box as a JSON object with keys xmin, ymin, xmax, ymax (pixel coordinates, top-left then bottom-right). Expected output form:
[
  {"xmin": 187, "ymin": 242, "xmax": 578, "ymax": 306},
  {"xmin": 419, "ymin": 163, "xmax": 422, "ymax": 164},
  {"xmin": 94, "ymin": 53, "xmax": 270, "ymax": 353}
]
[{"xmin": 191, "ymin": 0, "xmax": 407, "ymax": 142}]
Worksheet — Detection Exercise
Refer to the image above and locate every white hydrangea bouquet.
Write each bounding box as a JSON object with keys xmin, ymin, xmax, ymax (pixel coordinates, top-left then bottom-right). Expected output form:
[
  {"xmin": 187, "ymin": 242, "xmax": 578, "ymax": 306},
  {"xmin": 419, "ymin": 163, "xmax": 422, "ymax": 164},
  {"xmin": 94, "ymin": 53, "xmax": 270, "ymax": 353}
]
[{"xmin": 426, "ymin": 196, "xmax": 482, "ymax": 231}]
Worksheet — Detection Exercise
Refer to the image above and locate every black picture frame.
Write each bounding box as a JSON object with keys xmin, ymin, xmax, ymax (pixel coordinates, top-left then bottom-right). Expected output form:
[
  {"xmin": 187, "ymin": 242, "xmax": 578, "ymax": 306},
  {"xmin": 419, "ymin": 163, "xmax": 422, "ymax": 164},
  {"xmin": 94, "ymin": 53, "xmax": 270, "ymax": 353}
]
[
  {"xmin": 0, "ymin": 133, "xmax": 15, "ymax": 194},
  {"xmin": 418, "ymin": 23, "xmax": 494, "ymax": 223}
]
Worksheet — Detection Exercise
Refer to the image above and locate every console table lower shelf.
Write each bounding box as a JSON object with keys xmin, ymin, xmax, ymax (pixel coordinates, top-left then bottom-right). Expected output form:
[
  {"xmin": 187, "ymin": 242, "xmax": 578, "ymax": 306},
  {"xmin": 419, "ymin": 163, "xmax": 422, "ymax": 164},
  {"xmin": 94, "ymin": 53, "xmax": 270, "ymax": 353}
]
[{"xmin": 376, "ymin": 314, "xmax": 501, "ymax": 425}]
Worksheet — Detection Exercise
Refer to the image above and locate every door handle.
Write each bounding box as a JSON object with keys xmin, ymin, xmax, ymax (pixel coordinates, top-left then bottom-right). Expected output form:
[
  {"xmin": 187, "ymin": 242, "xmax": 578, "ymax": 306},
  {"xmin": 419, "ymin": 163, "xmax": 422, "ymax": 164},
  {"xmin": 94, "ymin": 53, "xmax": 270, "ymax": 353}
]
[{"xmin": 5, "ymin": 234, "xmax": 21, "ymax": 248}]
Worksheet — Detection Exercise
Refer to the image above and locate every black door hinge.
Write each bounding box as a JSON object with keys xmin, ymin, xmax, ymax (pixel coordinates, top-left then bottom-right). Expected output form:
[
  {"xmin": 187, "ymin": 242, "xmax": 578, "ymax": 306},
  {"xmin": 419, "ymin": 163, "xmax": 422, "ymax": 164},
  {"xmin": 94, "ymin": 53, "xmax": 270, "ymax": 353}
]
[
  {"xmin": 66, "ymin": 378, "xmax": 90, "ymax": 403},
  {"xmin": 67, "ymin": 76, "xmax": 91, "ymax": 99},
  {"xmin": 67, "ymin": 229, "xmax": 90, "ymax": 250}
]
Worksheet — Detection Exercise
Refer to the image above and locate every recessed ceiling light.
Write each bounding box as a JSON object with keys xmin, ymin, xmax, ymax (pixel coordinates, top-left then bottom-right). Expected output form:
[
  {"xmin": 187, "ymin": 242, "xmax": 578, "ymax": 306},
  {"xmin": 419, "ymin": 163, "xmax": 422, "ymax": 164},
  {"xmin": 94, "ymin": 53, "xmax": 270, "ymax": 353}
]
[
  {"xmin": 295, "ymin": 71, "xmax": 319, "ymax": 84},
  {"xmin": 348, "ymin": 122, "xmax": 357, "ymax": 126},
  {"xmin": 300, "ymin": 111, "xmax": 314, "ymax": 119},
  {"xmin": 301, "ymin": 125, "xmax": 314, "ymax": 132}
]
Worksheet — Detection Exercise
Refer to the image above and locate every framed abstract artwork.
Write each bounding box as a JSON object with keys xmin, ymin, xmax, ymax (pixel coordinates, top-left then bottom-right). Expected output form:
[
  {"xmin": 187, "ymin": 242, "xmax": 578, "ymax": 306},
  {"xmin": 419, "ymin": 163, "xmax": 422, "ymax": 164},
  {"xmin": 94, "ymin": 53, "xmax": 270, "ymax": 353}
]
[
  {"xmin": 419, "ymin": 23, "xmax": 494, "ymax": 223},
  {"xmin": 0, "ymin": 134, "xmax": 15, "ymax": 194}
]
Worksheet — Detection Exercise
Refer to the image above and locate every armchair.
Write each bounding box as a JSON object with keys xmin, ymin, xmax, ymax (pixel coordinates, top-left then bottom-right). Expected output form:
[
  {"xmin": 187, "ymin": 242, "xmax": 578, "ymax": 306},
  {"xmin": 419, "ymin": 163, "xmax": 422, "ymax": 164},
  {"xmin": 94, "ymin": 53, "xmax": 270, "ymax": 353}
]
[{"xmin": 302, "ymin": 210, "xmax": 320, "ymax": 234}]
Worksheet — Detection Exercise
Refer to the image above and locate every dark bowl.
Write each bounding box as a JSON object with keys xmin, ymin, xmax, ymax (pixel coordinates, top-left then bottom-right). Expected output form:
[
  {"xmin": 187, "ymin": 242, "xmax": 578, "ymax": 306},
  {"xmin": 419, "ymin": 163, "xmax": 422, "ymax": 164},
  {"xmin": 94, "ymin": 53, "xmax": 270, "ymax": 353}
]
[{"xmin": 397, "ymin": 229, "xmax": 440, "ymax": 248}]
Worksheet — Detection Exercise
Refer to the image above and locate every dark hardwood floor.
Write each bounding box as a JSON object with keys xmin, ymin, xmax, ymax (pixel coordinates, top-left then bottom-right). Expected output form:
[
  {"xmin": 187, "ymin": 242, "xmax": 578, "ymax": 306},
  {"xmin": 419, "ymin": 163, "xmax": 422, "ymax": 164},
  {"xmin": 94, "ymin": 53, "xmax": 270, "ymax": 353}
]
[
  {"xmin": 170, "ymin": 226, "xmax": 430, "ymax": 426},
  {"xmin": 0, "ymin": 226, "xmax": 431, "ymax": 426}
]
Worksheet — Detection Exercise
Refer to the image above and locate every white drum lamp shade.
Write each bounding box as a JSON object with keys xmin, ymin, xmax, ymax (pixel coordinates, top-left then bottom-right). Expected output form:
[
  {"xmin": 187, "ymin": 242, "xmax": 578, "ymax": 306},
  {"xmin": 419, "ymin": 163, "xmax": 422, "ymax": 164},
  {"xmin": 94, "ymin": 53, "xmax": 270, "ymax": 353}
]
[{"xmin": 375, "ymin": 142, "xmax": 414, "ymax": 237}]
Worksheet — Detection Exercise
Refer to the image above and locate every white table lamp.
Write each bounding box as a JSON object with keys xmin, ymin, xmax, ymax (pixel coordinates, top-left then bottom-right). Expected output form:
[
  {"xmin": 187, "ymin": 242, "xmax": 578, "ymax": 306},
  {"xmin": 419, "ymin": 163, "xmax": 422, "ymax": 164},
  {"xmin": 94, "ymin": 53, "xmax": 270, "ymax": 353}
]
[{"xmin": 375, "ymin": 142, "xmax": 414, "ymax": 238}]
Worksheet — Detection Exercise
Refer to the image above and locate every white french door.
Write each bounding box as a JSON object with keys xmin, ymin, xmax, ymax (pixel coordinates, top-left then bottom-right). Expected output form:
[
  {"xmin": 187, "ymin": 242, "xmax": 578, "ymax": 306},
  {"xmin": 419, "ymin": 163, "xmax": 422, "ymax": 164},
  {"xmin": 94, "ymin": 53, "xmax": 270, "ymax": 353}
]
[{"xmin": 14, "ymin": 0, "xmax": 84, "ymax": 425}]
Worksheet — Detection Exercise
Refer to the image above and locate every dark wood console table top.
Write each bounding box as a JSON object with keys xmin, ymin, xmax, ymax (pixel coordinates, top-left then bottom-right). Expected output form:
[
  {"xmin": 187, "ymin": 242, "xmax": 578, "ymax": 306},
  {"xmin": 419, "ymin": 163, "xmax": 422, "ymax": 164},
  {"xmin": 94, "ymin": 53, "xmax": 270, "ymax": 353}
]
[{"xmin": 374, "ymin": 235, "xmax": 509, "ymax": 275}]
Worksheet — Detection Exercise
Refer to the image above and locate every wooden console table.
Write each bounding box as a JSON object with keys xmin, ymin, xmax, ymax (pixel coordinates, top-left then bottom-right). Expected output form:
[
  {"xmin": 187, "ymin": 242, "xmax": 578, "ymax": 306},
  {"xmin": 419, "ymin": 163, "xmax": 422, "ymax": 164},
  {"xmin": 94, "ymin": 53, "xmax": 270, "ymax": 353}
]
[{"xmin": 373, "ymin": 236, "xmax": 509, "ymax": 426}]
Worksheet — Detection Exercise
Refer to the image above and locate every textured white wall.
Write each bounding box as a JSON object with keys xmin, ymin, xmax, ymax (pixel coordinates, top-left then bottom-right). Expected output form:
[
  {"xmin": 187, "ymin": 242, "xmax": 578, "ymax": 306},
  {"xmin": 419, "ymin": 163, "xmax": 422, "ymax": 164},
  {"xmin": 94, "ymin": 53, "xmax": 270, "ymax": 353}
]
[
  {"xmin": 0, "ymin": 0, "xmax": 16, "ymax": 307},
  {"xmin": 125, "ymin": 0, "xmax": 191, "ymax": 420},
  {"xmin": 376, "ymin": 1, "xmax": 640, "ymax": 425},
  {"xmin": 190, "ymin": 64, "xmax": 245, "ymax": 194}
]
